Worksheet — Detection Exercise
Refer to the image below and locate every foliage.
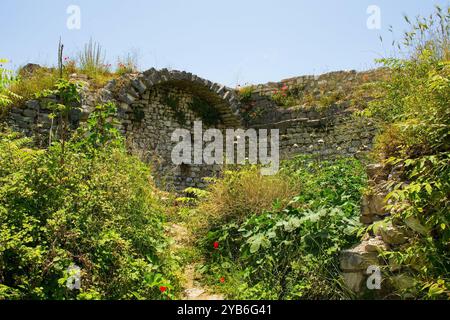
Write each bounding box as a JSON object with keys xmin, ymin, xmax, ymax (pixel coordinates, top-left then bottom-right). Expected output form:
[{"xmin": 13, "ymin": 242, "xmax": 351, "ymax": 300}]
[
  {"xmin": 271, "ymin": 84, "xmax": 296, "ymax": 107},
  {"xmin": 162, "ymin": 93, "xmax": 186, "ymax": 125},
  {"xmin": 366, "ymin": 6, "xmax": 450, "ymax": 299},
  {"xmin": 77, "ymin": 39, "xmax": 111, "ymax": 77},
  {"xmin": 0, "ymin": 106, "xmax": 179, "ymax": 300},
  {"xmin": 0, "ymin": 59, "xmax": 21, "ymax": 111},
  {"xmin": 195, "ymin": 166, "xmax": 301, "ymax": 231},
  {"xmin": 116, "ymin": 53, "xmax": 139, "ymax": 76},
  {"xmin": 237, "ymin": 85, "xmax": 254, "ymax": 103},
  {"xmin": 197, "ymin": 157, "xmax": 367, "ymax": 299}
]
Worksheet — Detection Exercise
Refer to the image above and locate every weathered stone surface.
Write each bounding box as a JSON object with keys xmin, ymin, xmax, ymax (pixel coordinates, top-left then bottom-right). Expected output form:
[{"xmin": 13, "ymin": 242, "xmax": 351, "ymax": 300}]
[
  {"xmin": 361, "ymin": 192, "xmax": 387, "ymax": 218},
  {"xmin": 8, "ymin": 68, "xmax": 377, "ymax": 191},
  {"xmin": 340, "ymin": 242, "xmax": 380, "ymax": 272},
  {"xmin": 342, "ymin": 272, "xmax": 365, "ymax": 293},
  {"xmin": 364, "ymin": 237, "xmax": 389, "ymax": 253},
  {"xmin": 374, "ymin": 221, "xmax": 408, "ymax": 246}
]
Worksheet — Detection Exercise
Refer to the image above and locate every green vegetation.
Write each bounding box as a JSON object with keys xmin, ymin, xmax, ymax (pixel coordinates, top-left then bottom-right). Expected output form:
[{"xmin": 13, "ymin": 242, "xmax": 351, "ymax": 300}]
[
  {"xmin": 181, "ymin": 157, "xmax": 367, "ymax": 299},
  {"xmin": 0, "ymin": 59, "xmax": 20, "ymax": 111},
  {"xmin": 116, "ymin": 53, "xmax": 139, "ymax": 76},
  {"xmin": 9, "ymin": 67, "xmax": 59, "ymax": 107},
  {"xmin": 0, "ymin": 81, "xmax": 180, "ymax": 300},
  {"xmin": 363, "ymin": 6, "xmax": 450, "ymax": 299},
  {"xmin": 0, "ymin": 7, "xmax": 449, "ymax": 301},
  {"xmin": 237, "ymin": 85, "xmax": 254, "ymax": 103},
  {"xmin": 77, "ymin": 39, "xmax": 111, "ymax": 78},
  {"xmin": 162, "ymin": 92, "xmax": 186, "ymax": 125}
]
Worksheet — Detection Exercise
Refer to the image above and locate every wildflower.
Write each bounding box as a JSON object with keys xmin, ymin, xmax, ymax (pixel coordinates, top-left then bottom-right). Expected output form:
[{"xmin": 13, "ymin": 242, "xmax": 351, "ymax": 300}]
[
  {"xmin": 213, "ymin": 241, "xmax": 219, "ymax": 249},
  {"xmin": 159, "ymin": 286, "xmax": 167, "ymax": 293},
  {"xmin": 220, "ymin": 277, "xmax": 225, "ymax": 283}
]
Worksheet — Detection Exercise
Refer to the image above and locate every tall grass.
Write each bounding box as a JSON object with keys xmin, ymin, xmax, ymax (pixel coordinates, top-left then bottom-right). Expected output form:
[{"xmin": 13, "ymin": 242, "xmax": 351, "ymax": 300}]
[
  {"xmin": 116, "ymin": 52, "xmax": 139, "ymax": 75},
  {"xmin": 395, "ymin": 5, "xmax": 450, "ymax": 61},
  {"xmin": 77, "ymin": 39, "xmax": 110, "ymax": 76}
]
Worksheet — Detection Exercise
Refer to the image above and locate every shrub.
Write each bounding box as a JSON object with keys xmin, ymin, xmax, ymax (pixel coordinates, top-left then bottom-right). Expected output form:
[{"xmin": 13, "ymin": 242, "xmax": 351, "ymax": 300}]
[
  {"xmin": 0, "ymin": 59, "xmax": 20, "ymax": 110},
  {"xmin": 198, "ymin": 157, "xmax": 367, "ymax": 299},
  {"xmin": 0, "ymin": 60, "xmax": 22, "ymax": 114},
  {"xmin": 0, "ymin": 105, "xmax": 179, "ymax": 300},
  {"xmin": 8, "ymin": 66, "xmax": 59, "ymax": 107},
  {"xmin": 366, "ymin": 6, "xmax": 450, "ymax": 299},
  {"xmin": 237, "ymin": 85, "xmax": 254, "ymax": 103},
  {"xmin": 271, "ymin": 85, "xmax": 296, "ymax": 107},
  {"xmin": 196, "ymin": 166, "xmax": 301, "ymax": 230}
]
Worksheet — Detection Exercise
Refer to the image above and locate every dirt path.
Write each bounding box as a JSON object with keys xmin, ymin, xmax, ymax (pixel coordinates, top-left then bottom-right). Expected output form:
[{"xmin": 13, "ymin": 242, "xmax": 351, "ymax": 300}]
[{"xmin": 166, "ymin": 223, "xmax": 224, "ymax": 300}]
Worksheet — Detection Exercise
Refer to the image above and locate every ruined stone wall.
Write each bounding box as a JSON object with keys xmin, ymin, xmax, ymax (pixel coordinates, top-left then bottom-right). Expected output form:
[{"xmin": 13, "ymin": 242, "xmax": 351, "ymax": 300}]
[
  {"xmin": 252, "ymin": 68, "xmax": 387, "ymax": 103},
  {"xmin": 118, "ymin": 85, "xmax": 227, "ymax": 191},
  {"xmin": 7, "ymin": 68, "xmax": 380, "ymax": 191}
]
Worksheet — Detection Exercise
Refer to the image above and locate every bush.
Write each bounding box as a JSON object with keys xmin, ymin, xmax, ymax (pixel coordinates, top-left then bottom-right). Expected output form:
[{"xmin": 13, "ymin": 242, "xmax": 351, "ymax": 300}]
[
  {"xmin": 0, "ymin": 106, "xmax": 179, "ymax": 300},
  {"xmin": 196, "ymin": 166, "xmax": 301, "ymax": 230},
  {"xmin": 0, "ymin": 59, "xmax": 21, "ymax": 113},
  {"xmin": 366, "ymin": 6, "xmax": 450, "ymax": 299},
  {"xmin": 9, "ymin": 66, "xmax": 59, "ymax": 107},
  {"xmin": 198, "ymin": 157, "xmax": 367, "ymax": 299}
]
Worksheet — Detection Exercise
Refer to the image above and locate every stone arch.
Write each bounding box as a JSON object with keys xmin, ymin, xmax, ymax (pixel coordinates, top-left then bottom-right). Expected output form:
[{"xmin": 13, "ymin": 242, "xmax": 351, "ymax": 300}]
[
  {"xmin": 110, "ymin": 68, "xmax": 245, "ymax": 127},
  {"xmin": 101, "ymin": 68, "xmax": 246, "ymax": 191}
]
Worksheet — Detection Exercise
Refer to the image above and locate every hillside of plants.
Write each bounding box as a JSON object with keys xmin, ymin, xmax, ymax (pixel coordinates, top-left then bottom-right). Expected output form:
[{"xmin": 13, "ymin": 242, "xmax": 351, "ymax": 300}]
[{"xmin": 0, "ymin": 8, "xmax": 449, "ymax": 300}]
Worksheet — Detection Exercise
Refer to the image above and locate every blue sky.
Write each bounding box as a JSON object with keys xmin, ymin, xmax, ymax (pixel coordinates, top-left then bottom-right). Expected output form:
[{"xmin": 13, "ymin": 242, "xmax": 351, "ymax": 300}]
[{"xmin": 1, "ymin": 0, "xmax": 448, "ymax": 86}]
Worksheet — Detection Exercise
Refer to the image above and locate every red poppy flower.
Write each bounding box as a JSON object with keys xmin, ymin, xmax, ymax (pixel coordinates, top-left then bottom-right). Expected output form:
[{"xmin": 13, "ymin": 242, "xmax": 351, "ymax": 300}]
[
  {"xmin": 220, "ymin": 277, "xmax": 225, "ymax": 283},
  {"xmin": 159, "ymin": 286, "xmax": 167, "ymax": 293},
  {"xmin": 213, "ymin": 241, "xmax": 219, "ymax": 249}
]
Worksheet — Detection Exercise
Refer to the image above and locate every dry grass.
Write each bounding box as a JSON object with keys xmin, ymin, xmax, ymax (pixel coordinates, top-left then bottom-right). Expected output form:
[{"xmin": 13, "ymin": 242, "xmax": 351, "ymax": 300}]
[
  {"xmin": 9, "ymin": 67, "xmax": 59, "ymax": 105},
  {"xmin": 194, "ymin": 166, "xmax": 301, "ymax": 230}
]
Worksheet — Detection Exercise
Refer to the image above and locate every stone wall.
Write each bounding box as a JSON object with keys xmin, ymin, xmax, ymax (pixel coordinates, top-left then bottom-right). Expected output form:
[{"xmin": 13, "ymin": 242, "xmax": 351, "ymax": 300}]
[
  {"xmin": 251, "ymin": 68, "xmax": 387, "ymax": 104},
  {"xmin": 7, "ymin": 68, "xmax": 381, "ymax": 191}
]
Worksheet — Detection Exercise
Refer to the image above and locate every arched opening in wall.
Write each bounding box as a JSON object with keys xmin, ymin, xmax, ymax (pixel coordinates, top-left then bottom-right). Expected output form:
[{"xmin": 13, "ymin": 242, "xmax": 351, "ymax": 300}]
[{"xmin": 180, "ymin": 163, "xmax": 191, "ymax": 177}]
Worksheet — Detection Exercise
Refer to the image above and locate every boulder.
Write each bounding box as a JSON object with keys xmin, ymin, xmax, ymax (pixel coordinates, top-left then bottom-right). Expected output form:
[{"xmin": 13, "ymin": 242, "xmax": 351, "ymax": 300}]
[
  {"xmin": 342, "ymin": 272, "xmax": 365, "ymax": 293},
  {"xmin": 374, "ymin": 221, "xmax": 408, "ymax": 246},
  {"xmin": 340, "ymin": 242, "xmax": 380, "ymax": 272}
]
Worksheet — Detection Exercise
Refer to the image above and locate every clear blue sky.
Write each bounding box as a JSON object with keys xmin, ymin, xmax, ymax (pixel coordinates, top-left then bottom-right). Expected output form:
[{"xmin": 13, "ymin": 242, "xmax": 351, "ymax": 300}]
[{"xmin": 1, "ymin": 0, "xmax": 448, "ymax": 86}]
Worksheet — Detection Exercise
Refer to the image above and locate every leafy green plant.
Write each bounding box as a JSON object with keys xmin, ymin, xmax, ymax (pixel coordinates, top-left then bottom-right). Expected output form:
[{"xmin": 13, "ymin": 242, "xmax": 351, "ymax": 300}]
[
  {"xmin": 271, "ymin": 84, "xmax": 296, "ymax": 107},
  {"xmin": 366, "ymin": 6, "xmax": 450, "ymax": 299},
  {"xmin": 37, "ymin": 79, "xmax": 82, "ymax": 162},
  {"xmin": 237, "ymin": 85, "xmax": 254, "ymax": 103},
  {"xmin": 0, "ymin": 108, "xmax": 180, "ymax": 300},
  {"xmin": 197, "ymin": 157, "xmax": 367, "ymax": 299},
  {"xmin": 0, "ymin": 59, "xmax": 21, "ymax": 112}
]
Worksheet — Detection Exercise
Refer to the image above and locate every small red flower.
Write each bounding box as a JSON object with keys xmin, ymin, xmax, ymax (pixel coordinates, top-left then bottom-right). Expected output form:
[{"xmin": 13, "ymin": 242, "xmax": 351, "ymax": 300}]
[
  {"xmin": 213, "ymin": 241, "xmax": 219, "ymax": 249},
  {"xmin": 220, "ymin": 277, "xmax": 225, "ymax": 283},
  {"xmin": 159, "ymin": 286, "xmax": 167, "ymax": 293}
]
